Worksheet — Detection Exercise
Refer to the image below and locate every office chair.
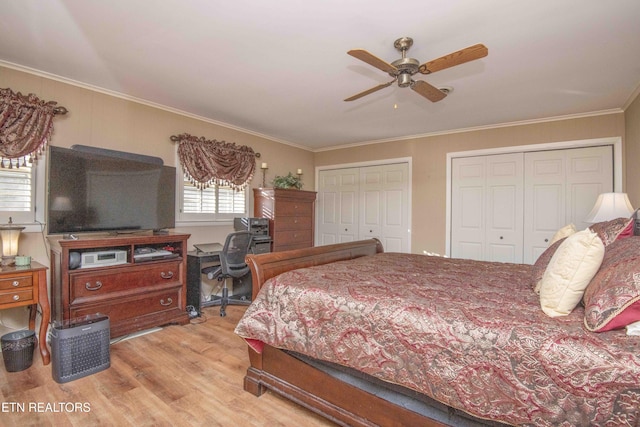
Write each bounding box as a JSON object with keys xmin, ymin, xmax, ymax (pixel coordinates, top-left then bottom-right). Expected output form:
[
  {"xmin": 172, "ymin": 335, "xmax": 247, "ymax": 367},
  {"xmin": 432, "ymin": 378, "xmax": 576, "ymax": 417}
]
[{"xmin": 201, "ymin": 231, "xmax": 253, "ymax": 317}]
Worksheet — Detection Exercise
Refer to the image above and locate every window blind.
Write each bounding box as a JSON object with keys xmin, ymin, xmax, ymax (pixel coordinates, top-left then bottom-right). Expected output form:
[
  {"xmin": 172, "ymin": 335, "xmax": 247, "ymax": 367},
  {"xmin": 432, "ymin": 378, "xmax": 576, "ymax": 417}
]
[{"xmin": 0, "ymin": 165, "xmax": 32, "ymax": 212}]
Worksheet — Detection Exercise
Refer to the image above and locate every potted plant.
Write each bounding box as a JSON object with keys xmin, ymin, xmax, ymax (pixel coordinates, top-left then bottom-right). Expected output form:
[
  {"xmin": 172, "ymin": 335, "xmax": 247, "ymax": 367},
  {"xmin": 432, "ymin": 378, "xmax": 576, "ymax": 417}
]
[{"xmin": 272, "ymin": 172, "xmax": 303, "ymax": 190}]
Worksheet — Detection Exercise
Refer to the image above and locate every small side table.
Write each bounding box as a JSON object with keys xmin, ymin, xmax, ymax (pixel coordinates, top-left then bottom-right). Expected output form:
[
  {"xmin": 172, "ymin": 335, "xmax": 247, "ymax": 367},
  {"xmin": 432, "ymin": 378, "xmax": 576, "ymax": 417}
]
[{"xmin": 0, "ymin": 261, "xmax": 50, "ymax": 365}]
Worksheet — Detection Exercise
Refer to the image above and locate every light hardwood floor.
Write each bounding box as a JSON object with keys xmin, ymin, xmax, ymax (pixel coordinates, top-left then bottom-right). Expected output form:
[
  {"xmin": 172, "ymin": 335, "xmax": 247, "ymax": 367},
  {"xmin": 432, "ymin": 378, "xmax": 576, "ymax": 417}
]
[{"xmin": 0, "ymin": 306, "xmax": 336, "ymax": 427}]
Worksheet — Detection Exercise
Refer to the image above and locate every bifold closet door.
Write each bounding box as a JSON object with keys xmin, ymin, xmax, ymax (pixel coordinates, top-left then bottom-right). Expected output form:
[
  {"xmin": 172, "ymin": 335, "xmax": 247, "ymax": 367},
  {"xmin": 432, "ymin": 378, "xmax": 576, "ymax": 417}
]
[
  {"xmin": 317, "ymin": 168, "xmax": 359, "ymax": 246},
  {"xmin": 523, "ymin": 145, "xmax": 613, "ymax": 263},
  {"xmin": 359, "ymin": 164, "xmax": 410, "ymax": 253},
  {"xmin": 317, "ymin": 163, "xmax": 410, "ymax": 252},
  {"xmin": 452, "ymin": 145, "xmax": 613, "ymax": 264},
  {"xmin": 450, "ymin": 153, "xmax": 524, "ymax": 262}
]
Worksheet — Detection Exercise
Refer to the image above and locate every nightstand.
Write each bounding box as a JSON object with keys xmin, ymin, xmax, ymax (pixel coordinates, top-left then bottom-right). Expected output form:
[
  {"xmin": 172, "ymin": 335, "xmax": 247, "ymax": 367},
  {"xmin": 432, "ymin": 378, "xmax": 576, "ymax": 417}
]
[{"xmin": 0, "ymin": 261, "xmax": 50, "ymax": 365}]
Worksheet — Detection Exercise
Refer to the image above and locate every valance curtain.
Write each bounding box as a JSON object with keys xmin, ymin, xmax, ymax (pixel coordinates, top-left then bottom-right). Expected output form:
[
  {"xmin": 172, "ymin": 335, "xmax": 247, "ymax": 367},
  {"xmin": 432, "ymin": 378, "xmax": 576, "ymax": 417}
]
[
  {"xmin": 173, "ymin": 133, "xmax": 256, "ymax": 190},
  {"xmin": 0, "ymin": 88, "xmax": 62, "ymax": 168}
]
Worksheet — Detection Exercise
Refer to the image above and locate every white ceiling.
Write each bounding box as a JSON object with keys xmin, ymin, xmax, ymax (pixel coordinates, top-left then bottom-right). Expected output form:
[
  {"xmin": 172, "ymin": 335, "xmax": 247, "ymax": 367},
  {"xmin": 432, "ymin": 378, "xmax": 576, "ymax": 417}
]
[{"xmin": 1, "ymin": 0, "xmax": 640, "ymax": 151}]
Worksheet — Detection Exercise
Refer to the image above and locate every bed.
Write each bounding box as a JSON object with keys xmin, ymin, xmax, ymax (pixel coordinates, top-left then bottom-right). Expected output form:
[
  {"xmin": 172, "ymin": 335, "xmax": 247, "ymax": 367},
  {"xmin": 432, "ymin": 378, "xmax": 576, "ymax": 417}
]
[{"xmin": 235, "ymin": 225, "xmax": 640, "ymax": 426}]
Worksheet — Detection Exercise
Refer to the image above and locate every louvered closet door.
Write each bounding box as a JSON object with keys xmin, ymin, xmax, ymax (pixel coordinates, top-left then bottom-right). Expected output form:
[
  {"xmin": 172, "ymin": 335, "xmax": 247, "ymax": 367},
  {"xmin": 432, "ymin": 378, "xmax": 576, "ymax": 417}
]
[
  {"xmin": 451, "ymin": 154, "xmax": 523, "ymax": 262},
  {"xmin": 317, "ymin": 168, "xmax": 359, "ymax": 245}
]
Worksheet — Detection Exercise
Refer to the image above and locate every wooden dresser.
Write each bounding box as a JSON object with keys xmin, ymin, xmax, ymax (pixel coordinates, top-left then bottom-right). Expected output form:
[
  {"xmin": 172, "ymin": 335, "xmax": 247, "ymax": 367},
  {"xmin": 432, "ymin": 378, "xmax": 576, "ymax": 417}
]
[
  {"xmin": 253, "ymin": 188, "xmax": 316, "ymax": 252},
  {"xmin": 48, "ymin": 232, "xmax": 190, "ymax": 339}
]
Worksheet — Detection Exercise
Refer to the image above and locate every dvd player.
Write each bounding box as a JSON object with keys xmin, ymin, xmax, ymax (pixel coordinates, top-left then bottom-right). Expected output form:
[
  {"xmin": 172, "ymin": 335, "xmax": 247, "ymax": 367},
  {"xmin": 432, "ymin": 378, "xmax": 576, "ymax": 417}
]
[{"xmin": 133, "ymin": 248, "xmax": 175, "ymax": 261}]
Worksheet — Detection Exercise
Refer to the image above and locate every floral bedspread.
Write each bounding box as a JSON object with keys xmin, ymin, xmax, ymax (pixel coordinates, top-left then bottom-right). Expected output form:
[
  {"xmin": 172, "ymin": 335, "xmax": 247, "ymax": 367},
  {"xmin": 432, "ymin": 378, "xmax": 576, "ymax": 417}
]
[{"xmin": 234, "ymin": 253, "xmax": 640, "ymax": 426}]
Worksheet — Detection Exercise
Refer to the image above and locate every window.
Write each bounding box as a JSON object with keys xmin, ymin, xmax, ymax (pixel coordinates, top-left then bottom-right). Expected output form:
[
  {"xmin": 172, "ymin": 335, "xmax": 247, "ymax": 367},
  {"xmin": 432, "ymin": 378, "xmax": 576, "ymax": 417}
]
[
  {"xmin": 178, "ymin": 176, "xmax": 247, "ymax": 223},
  {"xmin": 0, "ymin": 162, "xmax": 36, "ymax": 224}
]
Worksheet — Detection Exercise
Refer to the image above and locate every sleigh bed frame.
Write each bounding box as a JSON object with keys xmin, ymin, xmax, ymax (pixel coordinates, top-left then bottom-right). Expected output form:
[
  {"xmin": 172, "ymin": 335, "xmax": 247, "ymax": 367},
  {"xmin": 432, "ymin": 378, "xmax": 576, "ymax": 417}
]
[{"xmin": 242, "ymin": 239, "xmax": 483, "ymax": 427}]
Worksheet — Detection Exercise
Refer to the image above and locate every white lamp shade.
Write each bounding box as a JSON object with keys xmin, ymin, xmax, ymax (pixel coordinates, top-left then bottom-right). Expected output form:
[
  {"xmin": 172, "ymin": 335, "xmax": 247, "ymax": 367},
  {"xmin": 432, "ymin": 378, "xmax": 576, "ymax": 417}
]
[
  {"xmin": 584, "ymin": 192, "xmax": 634, "ymax": 223},
  {"xmin": 0, "ymin": 226, "xmax": 24, "ymax": 259}
]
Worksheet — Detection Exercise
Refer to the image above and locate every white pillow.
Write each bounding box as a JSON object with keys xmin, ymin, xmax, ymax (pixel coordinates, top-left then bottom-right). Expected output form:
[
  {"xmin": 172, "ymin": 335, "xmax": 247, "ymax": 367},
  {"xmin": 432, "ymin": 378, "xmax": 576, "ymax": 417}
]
[
  {"xmin": 539, "ymin": 228, "xmax": 604, "ymax": 317},
  {"xmin": 549, "ymin": 223, "xmax": 577, "ymax": 246}
]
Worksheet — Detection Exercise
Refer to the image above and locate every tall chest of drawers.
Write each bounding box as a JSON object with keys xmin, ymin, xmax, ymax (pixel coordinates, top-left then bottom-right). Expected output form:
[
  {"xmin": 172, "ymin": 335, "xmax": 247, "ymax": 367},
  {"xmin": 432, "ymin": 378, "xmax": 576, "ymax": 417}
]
[{"xmin": 253, "ymin": 188, "xmax": 317, "ymax": 252}]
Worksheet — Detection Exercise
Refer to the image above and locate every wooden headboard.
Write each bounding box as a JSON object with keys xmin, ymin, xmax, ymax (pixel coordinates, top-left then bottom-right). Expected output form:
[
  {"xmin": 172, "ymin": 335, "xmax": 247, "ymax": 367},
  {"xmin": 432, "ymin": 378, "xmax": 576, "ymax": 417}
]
[{"xmin": 245, "ymin": 239, "xmax": 384, "ymax": 300}]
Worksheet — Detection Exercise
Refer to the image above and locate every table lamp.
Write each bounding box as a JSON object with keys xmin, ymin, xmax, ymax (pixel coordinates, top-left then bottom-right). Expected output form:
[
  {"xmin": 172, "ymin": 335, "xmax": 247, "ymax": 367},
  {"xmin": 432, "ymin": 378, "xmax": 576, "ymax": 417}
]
[
  {"xmin": 0, "ymin": 217, "xmax": 25, "ymax": 266},
  {"xmin": 584, "ymin": 192, "xmax": 634, "ymax": 223}
]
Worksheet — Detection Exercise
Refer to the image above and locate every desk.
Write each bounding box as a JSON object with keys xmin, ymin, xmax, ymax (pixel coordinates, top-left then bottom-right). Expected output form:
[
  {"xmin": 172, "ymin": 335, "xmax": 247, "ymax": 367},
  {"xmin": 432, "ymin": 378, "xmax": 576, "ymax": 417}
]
[
  {"xmin": 0, "ymin": 261, "xmax": 50, "ymax": 365},
  {"xmin": 186, "ymin": 250, "xmax": 252, "ymax": 317}
]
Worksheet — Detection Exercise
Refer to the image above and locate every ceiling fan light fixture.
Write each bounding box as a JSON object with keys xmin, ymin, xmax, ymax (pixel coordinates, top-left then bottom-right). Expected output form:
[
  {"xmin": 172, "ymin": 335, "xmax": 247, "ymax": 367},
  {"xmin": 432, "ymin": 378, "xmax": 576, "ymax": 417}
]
[{"xmin": 397, "ymin": 73, "xmax": 413, "ymax": 88}]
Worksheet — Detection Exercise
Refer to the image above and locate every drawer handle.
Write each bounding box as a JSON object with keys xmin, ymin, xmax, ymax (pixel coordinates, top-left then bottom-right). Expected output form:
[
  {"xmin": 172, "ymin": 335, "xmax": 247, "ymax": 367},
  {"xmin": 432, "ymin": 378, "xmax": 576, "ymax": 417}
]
[
  {"xmin": 12, "ymin": 280, "xmax": 20, "ymax": 287},
  {"xmin": 85, "ymin": 281, "xmax": 103, "ymax": 291},
  {"xmin": 13, "ymin": 294, "xmax": 20, "ymax": 301},
  {"xmin": 160, "ymin": 298, "xmax": 173, "ymax": 306},
  {"xmin": 160, "ymin": 271, "xmax": 174, "ymax": 279}
]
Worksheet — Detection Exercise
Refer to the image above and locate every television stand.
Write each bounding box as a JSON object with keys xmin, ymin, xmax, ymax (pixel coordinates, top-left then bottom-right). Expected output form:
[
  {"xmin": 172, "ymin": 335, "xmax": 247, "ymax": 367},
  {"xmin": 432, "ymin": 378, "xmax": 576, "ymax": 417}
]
[{"xmin": 48, "ymin": 232, "xmax": 191, "ymax": 339}]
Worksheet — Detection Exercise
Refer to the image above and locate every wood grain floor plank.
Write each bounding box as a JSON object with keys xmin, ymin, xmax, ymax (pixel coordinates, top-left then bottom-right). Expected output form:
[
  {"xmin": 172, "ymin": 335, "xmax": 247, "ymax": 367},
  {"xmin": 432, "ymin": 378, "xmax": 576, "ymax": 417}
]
[{"xmin": 0, "ymin": 306, "xmax": 334, "ymax": 426}]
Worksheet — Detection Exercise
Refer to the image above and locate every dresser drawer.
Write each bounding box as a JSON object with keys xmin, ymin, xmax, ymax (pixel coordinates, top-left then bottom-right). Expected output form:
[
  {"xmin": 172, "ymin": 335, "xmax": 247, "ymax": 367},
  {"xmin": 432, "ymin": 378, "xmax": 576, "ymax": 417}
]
[
  {"xmin": 0, "ymin": 275, "xmax": 32, "ymax": 290},
  {"xmin": 275, "ymin": 200, "xmax": 313, "ymax": 217},
  {"xmin": 70, "ymin": 261, "xmax": 182, "ymax": 304},
  {"xmin": 273, "ymin": 229, "xmax": 313, "ymax": 246},
  {"xmin": 0, "ymin": 289, "xmax": 33, "ymax": 305},
  {"xmin": 70, "ymin": 286, "xmax": 182, "ymax": 324},
  {"xmin": 274, "ymin": 215, "xmax": 313, "ymax": 231}
]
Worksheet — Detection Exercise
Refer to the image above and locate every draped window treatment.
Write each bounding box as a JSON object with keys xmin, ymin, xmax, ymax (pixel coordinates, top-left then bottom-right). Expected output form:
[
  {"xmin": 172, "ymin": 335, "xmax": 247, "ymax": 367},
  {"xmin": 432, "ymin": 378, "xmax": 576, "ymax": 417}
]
[
  {"xmin": 173, "ymin": 133, "xmax": 256, "ymax": 190},
  {"xmin": 0, "ymin": 88, "xmax": 66, "ymax": 168}
]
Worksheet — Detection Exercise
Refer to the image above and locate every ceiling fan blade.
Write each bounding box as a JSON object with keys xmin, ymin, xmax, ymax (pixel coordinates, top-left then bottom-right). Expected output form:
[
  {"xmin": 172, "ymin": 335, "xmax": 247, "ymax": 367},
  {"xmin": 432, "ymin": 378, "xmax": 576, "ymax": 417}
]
[
  {"xmin": 418, "ymin": 43, "xmax": 488, "ymax": 74},
  {"xmin": 411, "ymin": 80, "xmax": 447, "ymax": 102},
  {"xmin": 348, "ymin": 49, "xmax": 398, "ymax": 74},
  {"xmin": 344, "ymin": 80, "xmax": 396, "ymax": 102}
]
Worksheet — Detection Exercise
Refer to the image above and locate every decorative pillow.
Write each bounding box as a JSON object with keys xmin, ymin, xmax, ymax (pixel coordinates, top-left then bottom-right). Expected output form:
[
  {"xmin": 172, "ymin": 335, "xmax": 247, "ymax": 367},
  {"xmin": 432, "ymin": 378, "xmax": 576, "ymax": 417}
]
[
  {"xmin": 583, "ymin": 237, "xmax": 640, "ymax": 332},
  {"xmin": 531, "ymin": 237, "xmax": 567, "ymax": 294},
  {"xmin": 549, "ymin": 223, "xmax": 577, "ymax": 246},
  {"xmin": 539, "ymin": 229, "xmax": 605, "ymax": 317},
  {"xmin": 616, "ymin": 218, "xmax": 635, "ymax": 240},
  {"xmin": 589, "ymin": 217, "xmax": 633, "ymax": 246}
]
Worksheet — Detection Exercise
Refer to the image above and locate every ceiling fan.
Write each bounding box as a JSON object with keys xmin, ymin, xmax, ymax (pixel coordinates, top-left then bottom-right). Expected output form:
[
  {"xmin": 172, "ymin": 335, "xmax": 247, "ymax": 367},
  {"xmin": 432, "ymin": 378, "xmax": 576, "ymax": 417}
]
[{"xmin": 345, "ymin": 37, "xmax": 488, "ymax": 102}]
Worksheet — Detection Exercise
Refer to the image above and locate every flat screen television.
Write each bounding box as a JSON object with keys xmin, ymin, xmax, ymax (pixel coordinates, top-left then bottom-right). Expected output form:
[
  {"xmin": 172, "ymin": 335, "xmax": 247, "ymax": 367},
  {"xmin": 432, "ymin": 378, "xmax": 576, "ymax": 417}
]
[{"xmin": 47, "ymin": 145, "xmax": 176, "ymax": 235}]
